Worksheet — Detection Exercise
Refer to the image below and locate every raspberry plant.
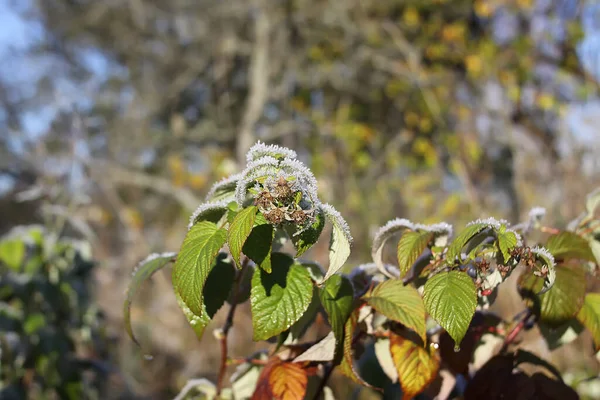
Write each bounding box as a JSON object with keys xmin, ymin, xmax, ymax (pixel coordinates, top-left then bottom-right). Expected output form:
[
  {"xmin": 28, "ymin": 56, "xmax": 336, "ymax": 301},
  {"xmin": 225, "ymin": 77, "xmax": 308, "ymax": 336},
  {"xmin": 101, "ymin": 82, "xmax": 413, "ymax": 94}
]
[{"xmin": 125, "ymin": 143, "xmax": 600, "ymax": 399}]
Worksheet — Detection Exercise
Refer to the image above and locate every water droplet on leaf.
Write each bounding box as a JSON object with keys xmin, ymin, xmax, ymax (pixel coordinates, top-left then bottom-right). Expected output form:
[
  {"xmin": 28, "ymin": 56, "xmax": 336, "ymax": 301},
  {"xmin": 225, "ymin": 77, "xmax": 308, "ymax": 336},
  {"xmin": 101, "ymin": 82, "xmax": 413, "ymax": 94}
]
[{"xmin": 453, "ymin": 345, "xmax": 461, "ymax": 353}]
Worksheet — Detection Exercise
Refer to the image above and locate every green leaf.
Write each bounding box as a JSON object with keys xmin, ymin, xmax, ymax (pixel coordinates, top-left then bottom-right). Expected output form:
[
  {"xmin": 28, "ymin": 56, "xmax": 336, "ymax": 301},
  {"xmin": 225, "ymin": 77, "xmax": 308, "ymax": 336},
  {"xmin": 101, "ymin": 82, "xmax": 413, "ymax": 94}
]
[
  {"xmin": 323, "ymin": 205, "xmax": 352, "ymax": 281},
  {"xmin": 279, "ymin": 287, "xmax": 322, "ymax": 348},
  {"xmin": 397, "ymin": 230, "xmax": 433, "ymax": 278},
  {"xmin": 319, "ymin": 275, "xmax": 354, "ymax": 359},
  {"xmin": 446, "ymin": 223, "xmax": 489, "ymax": 263},
  {"xmin": 176, "ymin": 254, "xmax": 237, "ymax": 341},
  {"xmin": 250, "ymin": 253, "xmax": 313, "ymax": 341},
  {"xmin": 0, "ymin": 239, "xmax": 25, "ymax": 271},
  {"xmin": 290, "ymin": 208, "xmax": 325, "ymax": 257},
  {"xmin": 243, "ymin": 222, "xmax": 274, "ymax": 273},
  {"xmin": 124, "ymin": 252, "xmax": 176, "ymax": 346},
  {"xmin": 497, "ymin": 230, "xmax": 518, "ymax": 263},
  {"xmin": 24, "ymin": 313, "xmax": 46, "ymax": 335},
  {"xmin": 545, "ymin": 232, "xmax": 595, "ymax": 262},
  {"xmin": 577, "ymin": 293, "xmax": 600, "ymax": 351},
  {"xmin": 228, "ymin": 206, "xmax": 258, "ymax": 268},
  {"xmin": 173, "ymin": 221, "xmax": 227, "ymax": 317},
  {"xmin": 423, "ymin": 271, "xmax": 477, "ymax": 346},
  {"xmin": 363, "ymin": 280, "xmax": 426, "ymax": 342},
  {"xmin": 538, "ymin": 265, "xmax": 586, "ymax": 325},
  {"xmin": 204, "ymin": 254, "xmax": 237, "ymax": 317}
]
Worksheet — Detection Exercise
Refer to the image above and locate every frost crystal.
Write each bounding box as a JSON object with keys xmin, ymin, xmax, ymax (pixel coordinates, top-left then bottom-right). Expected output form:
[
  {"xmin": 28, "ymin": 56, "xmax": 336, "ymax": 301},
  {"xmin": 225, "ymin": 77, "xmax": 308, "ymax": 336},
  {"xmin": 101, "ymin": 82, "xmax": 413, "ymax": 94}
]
[
  {"xmin": 374, "ymin": 218, "xmax": 418, "ymax": 243},
  {"xmin": 530, "ymin": 246, "xmax": 556, "ymax": 267},
  {"xmin": 131, "ymin": 252, "xmax": 177, "ymax": 277},
  {"xmin": 235, "ymin": 156, "xmax": 281, "ymax": 204},
  {"xmin": 187, "ymin": 200, "xmax": 229, "ymax": 229},
  {"xmin": 466, "ymin": 217, "xmax": 508, "ymax": 230},
  {"xmin": 205, "ymin": 173, "xmax": 242, "ymax": 201},
  {"xmin": 279, "ymin": 158, "xmax": 320, "ymax": 204},
  {"xmin": 321, "ymin": 203, "xmax": 353, "ymax": 243},
  {"xmin": 416, "ymin": 222, "xmax": 453, "ymax": 237},
  {"xmin": 246, "ymin": 141, "xmax": 297, "ymax": 163}
]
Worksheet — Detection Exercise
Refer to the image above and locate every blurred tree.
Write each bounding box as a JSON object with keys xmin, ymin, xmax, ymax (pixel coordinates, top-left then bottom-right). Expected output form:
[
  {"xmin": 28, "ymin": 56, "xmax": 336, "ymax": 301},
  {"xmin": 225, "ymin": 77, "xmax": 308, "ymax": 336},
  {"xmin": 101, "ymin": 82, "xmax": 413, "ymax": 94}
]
[{"xmin": 1, "ymin": 0, "xmax": 600, "ymax": 396}]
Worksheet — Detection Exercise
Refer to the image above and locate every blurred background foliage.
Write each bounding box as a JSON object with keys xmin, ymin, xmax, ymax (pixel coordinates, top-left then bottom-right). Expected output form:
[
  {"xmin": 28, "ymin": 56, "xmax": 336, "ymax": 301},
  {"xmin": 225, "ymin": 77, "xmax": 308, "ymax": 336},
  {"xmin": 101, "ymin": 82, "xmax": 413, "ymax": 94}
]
[{"xmin": 1, "ymin": 0, "xmax": 600, "ymax": 398}]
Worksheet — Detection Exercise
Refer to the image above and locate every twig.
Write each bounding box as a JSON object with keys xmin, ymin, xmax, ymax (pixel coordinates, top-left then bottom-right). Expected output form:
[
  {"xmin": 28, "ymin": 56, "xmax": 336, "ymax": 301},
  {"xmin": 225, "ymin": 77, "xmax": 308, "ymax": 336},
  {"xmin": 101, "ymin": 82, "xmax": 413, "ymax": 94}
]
[
  {"xmin": 215, "ymin": 257, "xmax": 249, "ymax": 397},
  {"xmin": 540, "ymin": 226, "xmax": 561, "ymax": 235},
  {"xmin": 500, "ymin": 309, "xmax": 533, "ymax": 353}
]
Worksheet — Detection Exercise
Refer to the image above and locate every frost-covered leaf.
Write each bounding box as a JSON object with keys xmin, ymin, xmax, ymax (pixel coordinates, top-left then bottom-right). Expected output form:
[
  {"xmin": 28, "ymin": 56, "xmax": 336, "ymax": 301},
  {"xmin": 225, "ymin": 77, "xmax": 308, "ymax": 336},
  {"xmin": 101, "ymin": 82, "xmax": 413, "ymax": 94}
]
[
  {"xmin": 362, "ymin": 280, "xmax": 426, "ymax": 342},
  {"xmin": 530, "ymin": 247, "xmax": 557, "ymax": 294},
  {"xmin": 205, "ymin": 173, "xmax": 241, "ymax": 202},
  {"xmin": 319, "ymin": 275, "xmax": 354, "ymax": 359},
  {"xmin": 397, "ymin": 230, "xmax": 433, "ymax": 278},
  {"xmin": 577, "ymin": 293, "xmax": 600, "ymax": 351},
  {"xmin": 250, "ymin": 253, "xmax": 313, "ymax": 341},
  {"xmin": 173, "ymin": 221, "xmax": 227, "ymax": 317},
  {"xmin": 423, "ymin": 271, "xmax": 477, "ymax": 347},
  {"xmin": 372, "ymin": 218, "xmax": 415, "ymax": 276},
  {"xmin": 515, "ymin": 246, "xmax": 558, "ymax": 295},
  {"xmin": 322, "ymin": 204, "xmax": 352, "ymax": 281},
  {"xmin": 251, "ymin": 358, "xmax": 308, "ymax": 400},
  {"xmin": 389, "ymin": 334, "xmax": 440, "ymax": 400},
  {"xmin": 290, "ymin": 207, "xmax": 325, "ymax": 257},
  {"xmin": 246, "ymin": 141, "xmax": 298, "ymax": 163},
  {"xmin": 228, "ymin": 205, "xmax": 258, "ymax": 268},
  {"xmin": 545, "ymin": 232, "xmax": 595, "ymax": 262},
  {"xmin": 124, "ymin": 252, "xmax": 176, "ymax": 346},
  {"xmin": 187, "ymin": 201, "xmax": 229, "ymax": 229}
]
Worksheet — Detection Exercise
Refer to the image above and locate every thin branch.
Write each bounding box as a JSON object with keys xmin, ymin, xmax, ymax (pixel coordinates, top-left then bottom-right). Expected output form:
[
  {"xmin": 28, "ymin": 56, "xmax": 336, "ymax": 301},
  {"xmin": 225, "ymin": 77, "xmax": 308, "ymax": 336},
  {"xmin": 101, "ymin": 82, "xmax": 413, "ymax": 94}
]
[
  {"xmin": 89, "ymin": 159, "xmax": 201, "ymax": 211},
  {"xmin": 500, "ymin": 309, "xmax": 533, "ymax": 353},
  {"xmin": 215, "ymin": 257, "xmax": 250, "ymax": 397}
]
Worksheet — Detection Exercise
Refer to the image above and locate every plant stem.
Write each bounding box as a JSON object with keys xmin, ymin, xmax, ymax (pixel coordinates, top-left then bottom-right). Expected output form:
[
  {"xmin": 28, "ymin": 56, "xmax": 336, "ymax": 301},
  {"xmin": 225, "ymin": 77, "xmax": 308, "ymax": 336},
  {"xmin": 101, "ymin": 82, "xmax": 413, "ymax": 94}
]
[
  {"xmin": 215, "ymin": 257, "xmax": 249, "ymax": 397},
  {"xmin": 501, "ymin": 309, "xmax": 533, "ymax": 353},
  {"xmin": 312, "ymin": 363, "xmax": 334, "ymax": 400}
]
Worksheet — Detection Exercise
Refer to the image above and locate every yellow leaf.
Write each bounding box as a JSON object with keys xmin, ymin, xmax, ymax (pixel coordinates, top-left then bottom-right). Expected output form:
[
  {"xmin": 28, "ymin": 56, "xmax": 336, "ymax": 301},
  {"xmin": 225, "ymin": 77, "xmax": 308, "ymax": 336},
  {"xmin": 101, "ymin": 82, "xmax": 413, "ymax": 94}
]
[
  {"xmin": 402, "ymin": 7, "xmax": 420, "ymax": 27},
  {"xmin": 390, "ymin": 334, "xmax": 440, "ymax": 400},
  {"xmin": 188, "ymin": 174, "xmax": 207, "ymax": 189},
  {"xmin": 537, "ymin": 93, "xmax": 555, "ymax": 110},
  {"xmin": 339, "ymin": 309, "xmax": 377, "ymax": 389},
  {"xmin": 466, "ymin": 55, "xmax": 483, "ymax": 77},
  {"xmin": 252, "ymin": 359, "xmax": 308, "ymax": 400}
]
